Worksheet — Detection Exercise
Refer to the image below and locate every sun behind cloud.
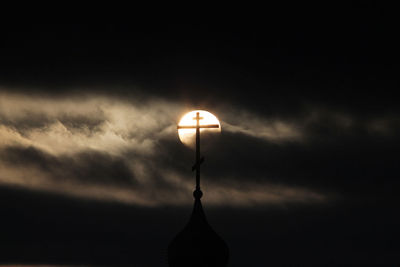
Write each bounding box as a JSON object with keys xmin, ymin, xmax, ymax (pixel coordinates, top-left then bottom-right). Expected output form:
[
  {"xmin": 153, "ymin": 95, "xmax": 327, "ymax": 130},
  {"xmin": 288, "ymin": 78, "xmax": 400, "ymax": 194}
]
[{"xmin": 177, "ymin": 110, "xmax": 221, "ymax": 148}]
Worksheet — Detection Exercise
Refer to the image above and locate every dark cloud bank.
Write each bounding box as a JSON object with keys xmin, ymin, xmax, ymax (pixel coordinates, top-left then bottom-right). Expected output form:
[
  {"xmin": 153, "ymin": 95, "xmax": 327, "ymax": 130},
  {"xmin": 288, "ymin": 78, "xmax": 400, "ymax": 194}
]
[{"xmin": 1, "ymin": 10, "xmax": 400, "ymax": 266}]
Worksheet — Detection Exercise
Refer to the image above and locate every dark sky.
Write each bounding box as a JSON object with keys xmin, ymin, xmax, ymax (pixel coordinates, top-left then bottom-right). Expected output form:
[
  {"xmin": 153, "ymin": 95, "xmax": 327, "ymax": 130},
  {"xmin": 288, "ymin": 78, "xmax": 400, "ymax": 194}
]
[{"xmin": 1, "ymin": 5, "xmax": 400, "ymax": 266}]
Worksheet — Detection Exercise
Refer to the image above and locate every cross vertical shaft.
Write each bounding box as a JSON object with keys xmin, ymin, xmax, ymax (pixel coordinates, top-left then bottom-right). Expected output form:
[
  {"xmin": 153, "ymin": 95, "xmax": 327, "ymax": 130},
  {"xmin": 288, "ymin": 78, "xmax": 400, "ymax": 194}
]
[
  {"xmin": 177, "ymin": 111, "xmax": 220, "ymax": 198},
  {"xmin": 195, "ymin": 112, "xmax": 201, "ymax": 191}
]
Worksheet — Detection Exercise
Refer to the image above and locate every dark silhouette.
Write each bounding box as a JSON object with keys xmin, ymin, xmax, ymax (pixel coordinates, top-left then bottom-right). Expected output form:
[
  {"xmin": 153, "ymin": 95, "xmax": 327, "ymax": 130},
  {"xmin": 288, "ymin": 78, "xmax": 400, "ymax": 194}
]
[
  {"xmin": 169, "ymin": 112, "xmax": 229, "ymax": 267},
  {"xmin": 168, "ymin": 189, "xmax": 229, "ymax": 267}
]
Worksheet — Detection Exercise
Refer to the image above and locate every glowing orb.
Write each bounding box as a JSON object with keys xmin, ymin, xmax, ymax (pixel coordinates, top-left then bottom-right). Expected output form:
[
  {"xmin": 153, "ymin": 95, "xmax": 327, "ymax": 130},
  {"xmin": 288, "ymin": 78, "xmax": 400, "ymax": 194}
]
[{"xmin": 178, "ymin": 110, "xmax": 221, "ymax": 148}]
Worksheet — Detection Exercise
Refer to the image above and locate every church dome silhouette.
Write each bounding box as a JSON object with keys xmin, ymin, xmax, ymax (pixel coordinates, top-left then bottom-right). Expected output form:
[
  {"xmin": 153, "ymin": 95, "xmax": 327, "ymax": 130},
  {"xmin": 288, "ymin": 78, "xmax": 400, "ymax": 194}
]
[{"xmin": 167, "ymin": 189, "xmax": 229, "ymax": 267}]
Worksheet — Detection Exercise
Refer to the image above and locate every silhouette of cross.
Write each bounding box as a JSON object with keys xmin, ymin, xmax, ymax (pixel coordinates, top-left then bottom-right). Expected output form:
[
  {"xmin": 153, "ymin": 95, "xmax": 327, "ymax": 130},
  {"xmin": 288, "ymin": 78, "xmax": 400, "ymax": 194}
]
[{"xmin": 177, "ymin": 112, "xmax": 219, "ymax": 194}]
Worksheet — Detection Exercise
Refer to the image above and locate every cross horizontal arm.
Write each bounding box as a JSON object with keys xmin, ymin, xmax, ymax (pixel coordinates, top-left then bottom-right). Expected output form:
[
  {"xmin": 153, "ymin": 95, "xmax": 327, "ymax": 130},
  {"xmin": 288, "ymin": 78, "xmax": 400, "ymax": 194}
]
[
  {"xmin": 199, "ymin": 124, "xmax": 220, "ymax": 128},
  {"xmin": 177, "ymin": 124, "xmax": 220, "ymax": 129}
]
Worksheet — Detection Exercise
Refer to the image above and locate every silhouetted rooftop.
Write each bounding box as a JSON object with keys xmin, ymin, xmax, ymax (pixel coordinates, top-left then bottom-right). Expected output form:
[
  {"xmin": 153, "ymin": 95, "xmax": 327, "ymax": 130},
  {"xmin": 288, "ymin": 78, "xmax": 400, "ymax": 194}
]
[{"xmin": 168, "ymin": 190, "xmax": 229, "ymax": 267}]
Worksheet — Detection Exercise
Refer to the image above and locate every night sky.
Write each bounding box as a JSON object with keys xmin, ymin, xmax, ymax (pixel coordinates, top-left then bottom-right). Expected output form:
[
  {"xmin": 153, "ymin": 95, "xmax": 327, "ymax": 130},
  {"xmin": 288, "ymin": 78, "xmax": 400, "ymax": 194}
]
[{"xmin": 1, "ymin": 5, "xmax": 399, "ymax": 266}]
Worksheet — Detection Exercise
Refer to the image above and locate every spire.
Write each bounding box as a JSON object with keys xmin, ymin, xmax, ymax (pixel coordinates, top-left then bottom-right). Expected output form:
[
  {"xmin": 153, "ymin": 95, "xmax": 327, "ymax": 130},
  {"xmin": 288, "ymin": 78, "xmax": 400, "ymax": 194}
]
[{"xmin": 168, "ymin": 111, "xmax": 229, "ymax": 267}]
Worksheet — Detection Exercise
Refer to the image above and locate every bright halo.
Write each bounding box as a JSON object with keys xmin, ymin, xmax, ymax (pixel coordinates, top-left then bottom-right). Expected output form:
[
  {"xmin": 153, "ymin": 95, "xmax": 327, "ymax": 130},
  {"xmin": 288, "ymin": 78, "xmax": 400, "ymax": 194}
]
[{"xmin": 178, "ymin": 110, "xmax": 221, "ymax": 147}]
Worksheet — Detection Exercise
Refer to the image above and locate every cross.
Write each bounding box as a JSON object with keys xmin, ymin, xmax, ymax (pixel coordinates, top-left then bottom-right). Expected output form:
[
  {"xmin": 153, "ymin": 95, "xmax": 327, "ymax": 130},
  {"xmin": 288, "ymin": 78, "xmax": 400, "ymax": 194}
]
[{"xmin": 177, "ymin": 112, "xmax": 219, "ymax": 196}]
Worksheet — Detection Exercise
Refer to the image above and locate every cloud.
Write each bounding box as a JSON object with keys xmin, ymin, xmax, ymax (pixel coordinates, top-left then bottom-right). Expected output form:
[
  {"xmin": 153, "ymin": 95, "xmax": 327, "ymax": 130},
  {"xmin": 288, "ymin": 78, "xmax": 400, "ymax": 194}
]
[
  {"xmin": 0, "ymin": 90, "xmax": 332, "ymax": 207},
  {"xmin": 222, "ymin": 118, "xmax": 302, "ymax": 142},
  {"xmin": 1, "ymin": 90, "xmax": 398, "ymax": 207}
]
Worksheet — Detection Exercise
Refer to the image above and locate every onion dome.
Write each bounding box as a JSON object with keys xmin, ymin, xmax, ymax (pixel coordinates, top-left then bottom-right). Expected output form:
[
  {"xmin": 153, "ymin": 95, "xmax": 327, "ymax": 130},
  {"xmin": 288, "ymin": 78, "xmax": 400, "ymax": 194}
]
[{"xmin": 168, "ymin": 189, "xmax": 229, "ymax": 267}]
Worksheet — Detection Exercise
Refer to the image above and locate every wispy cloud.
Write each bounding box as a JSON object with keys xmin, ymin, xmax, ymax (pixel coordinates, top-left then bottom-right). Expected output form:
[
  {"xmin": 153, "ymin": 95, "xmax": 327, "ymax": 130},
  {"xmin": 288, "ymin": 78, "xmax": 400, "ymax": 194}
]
[{"xmin": 7, "ymin": 90, "xmax": 395, "ymax": 206}]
